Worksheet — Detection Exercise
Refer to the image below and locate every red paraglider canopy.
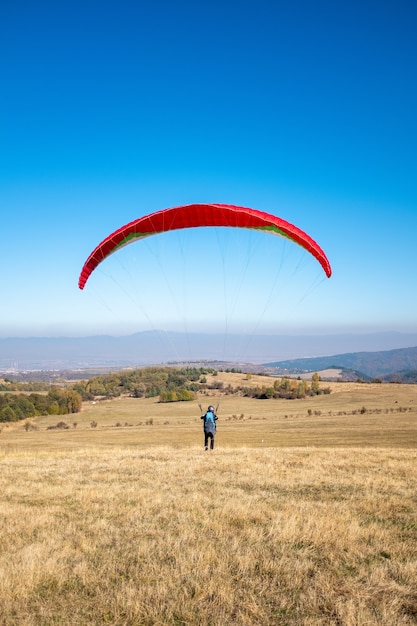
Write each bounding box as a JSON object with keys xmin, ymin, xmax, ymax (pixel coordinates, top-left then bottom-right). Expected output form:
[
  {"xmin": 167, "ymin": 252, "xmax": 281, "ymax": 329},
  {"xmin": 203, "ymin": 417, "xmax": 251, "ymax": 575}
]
[{"xmin": 79, "ymin": 203, "xmax": 331, "ymax": 289}]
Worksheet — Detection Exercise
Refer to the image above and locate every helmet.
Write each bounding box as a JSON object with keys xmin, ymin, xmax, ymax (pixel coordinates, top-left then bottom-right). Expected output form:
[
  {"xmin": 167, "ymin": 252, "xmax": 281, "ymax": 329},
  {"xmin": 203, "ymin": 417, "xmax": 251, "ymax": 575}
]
[{"xmin": 208, "ymin": 405, "xmax": 214, "ymax": 412}]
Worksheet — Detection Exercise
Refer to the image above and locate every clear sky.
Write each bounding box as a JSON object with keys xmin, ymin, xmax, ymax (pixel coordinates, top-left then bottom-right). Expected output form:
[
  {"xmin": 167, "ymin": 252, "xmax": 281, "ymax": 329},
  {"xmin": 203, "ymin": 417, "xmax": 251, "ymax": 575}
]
[{"xmin": 1, "ymin": 0, "xmax": 417, "ymax": 344}]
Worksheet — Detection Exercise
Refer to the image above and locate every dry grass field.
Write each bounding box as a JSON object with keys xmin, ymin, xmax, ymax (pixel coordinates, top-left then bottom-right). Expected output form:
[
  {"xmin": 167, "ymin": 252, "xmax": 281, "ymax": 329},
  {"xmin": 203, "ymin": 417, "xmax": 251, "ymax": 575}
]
[{"xmin": 1, "ymin": 375, "xmax": 417, "ymax": 624}]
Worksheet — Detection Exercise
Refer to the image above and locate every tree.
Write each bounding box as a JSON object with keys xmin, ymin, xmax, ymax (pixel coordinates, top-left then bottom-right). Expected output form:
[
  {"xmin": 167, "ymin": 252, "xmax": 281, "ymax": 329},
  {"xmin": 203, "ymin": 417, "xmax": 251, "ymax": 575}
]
[
  {"xmin": 311, "ymin": 373, "xmax": 320, "ymax": 394},
  {"xmin": 159, "ymin": 390, "xmax": 178, "ymax": 403},
  {"xmin": 296, "ymin": 380, "xmax": 309, "ymax": 398},
  {"xmin": 63, "ymin": 390, "xmax": 82, "ymax": 413},
  {"xmin": 0, "ymin": 406, "xmax": 16, "ymax": 422}
]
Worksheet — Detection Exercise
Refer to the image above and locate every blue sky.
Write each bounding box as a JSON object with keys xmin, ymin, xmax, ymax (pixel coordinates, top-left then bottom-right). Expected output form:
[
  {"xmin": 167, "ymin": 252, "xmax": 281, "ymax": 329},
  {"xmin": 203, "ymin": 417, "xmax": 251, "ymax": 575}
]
[{"xmin": 1, "ymin": 0, "xmax": 417, "ymax": 345}]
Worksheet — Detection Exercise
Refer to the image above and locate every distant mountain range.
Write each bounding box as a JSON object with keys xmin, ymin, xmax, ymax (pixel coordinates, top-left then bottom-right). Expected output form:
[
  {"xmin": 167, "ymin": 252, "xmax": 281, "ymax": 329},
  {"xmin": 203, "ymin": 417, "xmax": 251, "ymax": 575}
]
[
  {"xmin": 1, "ymin": 331, "xmax": 417, "ymax": 381},
  {"xmin": 266, "ymin": 346, "xmax": 417, "ymax": 382}
]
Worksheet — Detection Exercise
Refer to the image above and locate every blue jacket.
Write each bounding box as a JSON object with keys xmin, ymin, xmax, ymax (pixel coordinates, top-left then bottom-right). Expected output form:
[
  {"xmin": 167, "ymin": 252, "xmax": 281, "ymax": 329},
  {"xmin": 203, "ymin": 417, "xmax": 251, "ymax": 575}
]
[{"xmin": 201, "ymin": 410, "xmax": 217, "ymax": 434}]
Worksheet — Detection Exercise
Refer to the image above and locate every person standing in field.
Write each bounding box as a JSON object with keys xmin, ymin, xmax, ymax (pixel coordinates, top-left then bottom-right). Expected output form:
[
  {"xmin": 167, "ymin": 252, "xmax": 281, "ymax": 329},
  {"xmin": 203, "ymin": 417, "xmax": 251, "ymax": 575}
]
[{"xmin": 201, "ymin": 405, "xmax": 218, "ymax": 450}]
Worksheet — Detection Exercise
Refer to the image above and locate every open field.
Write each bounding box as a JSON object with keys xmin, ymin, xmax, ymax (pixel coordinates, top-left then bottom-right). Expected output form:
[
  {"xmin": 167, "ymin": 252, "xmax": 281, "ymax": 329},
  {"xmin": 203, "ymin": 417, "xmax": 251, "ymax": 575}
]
[
  {"xmin": 1, "ymin": 378, "xmax": 417, "ymax": 624},
  {"xmin": 2, "ymin": 377, "xmax": 417, "ymax": 450}
]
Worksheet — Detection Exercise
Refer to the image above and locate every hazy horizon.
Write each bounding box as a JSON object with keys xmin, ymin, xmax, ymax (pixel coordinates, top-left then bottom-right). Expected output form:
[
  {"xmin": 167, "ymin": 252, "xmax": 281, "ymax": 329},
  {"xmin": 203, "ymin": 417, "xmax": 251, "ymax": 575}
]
[{"xmin": 2, "ymin": 330, "xmax": 417, "ymax": 371}]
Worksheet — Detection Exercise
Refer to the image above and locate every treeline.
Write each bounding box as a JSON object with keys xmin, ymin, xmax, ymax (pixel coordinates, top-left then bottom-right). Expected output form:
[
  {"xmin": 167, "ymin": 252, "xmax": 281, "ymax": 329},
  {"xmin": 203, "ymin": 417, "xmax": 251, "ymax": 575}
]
[
  {"xmin": 0, "ymin": 367, "xmax": 331, "ymax": 423},
  {"xmin": 71, "ymin": 367, "xmax": 217, "ymax": 402},
  {"xmin": 0, "ymin": 379, "xmax": 55, "ymax": 392},
  {"xmin": 69, "ymin": 367, "xmax": 330, "ymax": 402},
  {"xmin": 241, "ymin": 374, "xmax": 331, "ymax": 399},
  {"xmin": 0, "ymin": 367, "xmax": 216, "ymax": 423},
  {"xmin": 0, "ymin": 389, "xmax": 82, "ymax": 422}
]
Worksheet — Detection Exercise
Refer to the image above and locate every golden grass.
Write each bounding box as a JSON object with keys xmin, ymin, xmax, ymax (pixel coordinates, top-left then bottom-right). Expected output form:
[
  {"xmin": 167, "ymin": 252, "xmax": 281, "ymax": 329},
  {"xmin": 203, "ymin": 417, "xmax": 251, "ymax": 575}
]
[
  {"xmin": 1, "ymin": 379, "xmax": 417, "ymax": 624},
  {"xmin": 2, "ymin": 378, "xmax": 417, "ymax": 451}
]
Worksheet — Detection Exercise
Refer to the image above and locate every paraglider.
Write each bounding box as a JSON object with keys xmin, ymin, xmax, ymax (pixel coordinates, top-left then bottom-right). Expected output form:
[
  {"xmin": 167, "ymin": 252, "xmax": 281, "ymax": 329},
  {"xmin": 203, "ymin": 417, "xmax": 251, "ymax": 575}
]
[{"xmin": 78, "ymin": 203, "xmax": 331, "ymax": 289}]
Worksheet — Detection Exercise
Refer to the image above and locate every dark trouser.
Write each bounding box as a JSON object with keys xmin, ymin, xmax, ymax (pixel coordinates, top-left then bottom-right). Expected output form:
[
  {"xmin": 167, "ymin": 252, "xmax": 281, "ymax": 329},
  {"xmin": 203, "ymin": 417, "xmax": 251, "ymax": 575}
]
[{"xmin": 204, "ymin": 431, "xmax": 215, "ymax": 449}]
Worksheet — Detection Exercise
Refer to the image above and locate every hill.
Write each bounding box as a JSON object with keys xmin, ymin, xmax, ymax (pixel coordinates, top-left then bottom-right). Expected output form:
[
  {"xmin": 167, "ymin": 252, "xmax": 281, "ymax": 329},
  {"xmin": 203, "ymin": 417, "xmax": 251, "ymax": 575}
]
[{"xmin": 265, "ymin": 345, "xmax": 417, "ymax": 381}]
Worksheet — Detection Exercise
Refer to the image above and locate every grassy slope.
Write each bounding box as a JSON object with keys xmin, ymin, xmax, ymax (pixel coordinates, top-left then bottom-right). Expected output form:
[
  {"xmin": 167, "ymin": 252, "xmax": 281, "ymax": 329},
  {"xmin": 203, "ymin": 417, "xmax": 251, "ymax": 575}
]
[
  {"xmin": 1, "ymin": 375, "xmax": 417, "ymax": 624},
  {"xmin": 2, "ymin": 375, "xmax": 417, "ymax": 450}
]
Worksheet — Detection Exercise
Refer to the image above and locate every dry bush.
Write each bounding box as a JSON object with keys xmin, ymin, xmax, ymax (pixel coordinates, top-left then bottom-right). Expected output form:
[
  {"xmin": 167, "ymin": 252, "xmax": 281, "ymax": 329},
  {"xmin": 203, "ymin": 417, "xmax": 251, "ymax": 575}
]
[{"xmin": 46, "ymin": 421, "xmax": 69, "ymax": 430}]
